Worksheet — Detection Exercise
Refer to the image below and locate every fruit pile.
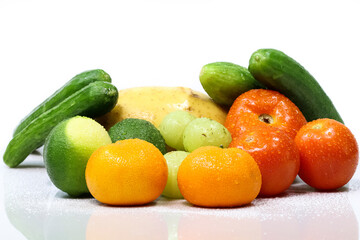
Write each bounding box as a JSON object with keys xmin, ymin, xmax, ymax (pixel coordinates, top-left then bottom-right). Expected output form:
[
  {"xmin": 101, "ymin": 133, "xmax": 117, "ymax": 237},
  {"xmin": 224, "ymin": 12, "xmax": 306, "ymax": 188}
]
[{"xmin": 3, "ymin": 48, "xmax": 359, "ymax": 208}]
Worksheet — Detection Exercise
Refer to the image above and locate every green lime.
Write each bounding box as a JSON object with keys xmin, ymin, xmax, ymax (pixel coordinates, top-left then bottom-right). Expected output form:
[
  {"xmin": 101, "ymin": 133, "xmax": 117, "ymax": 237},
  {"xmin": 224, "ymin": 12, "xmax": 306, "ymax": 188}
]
[
  {"xmin": 43, "ymin": 116, "xmax": 112, "ymax": 197},
  {"xmin": 108, "ymin": 118, "xmax": 167, "ymax": 154}
]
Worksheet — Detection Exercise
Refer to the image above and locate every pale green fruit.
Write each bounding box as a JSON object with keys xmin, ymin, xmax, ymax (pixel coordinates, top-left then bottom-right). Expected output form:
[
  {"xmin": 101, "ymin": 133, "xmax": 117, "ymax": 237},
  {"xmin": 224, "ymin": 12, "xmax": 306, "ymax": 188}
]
[
  {"xmin": 162, "ymin": 151, "xmax": 190, "ymax": 199},
  {"xmin": 43, "ymin": 116, "xmax": 112, "ymax": 197}
]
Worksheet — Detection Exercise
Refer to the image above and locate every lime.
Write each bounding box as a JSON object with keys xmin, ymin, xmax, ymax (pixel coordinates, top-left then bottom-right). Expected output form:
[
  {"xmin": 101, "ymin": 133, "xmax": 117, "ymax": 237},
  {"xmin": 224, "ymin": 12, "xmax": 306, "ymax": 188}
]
[
  {"xmin": 108, "ymin": 118, "xmax": 167, "ymax": 154},
  {"xmin": 43, "ymin": 116, "xmax": 112, "ymax": 197}
]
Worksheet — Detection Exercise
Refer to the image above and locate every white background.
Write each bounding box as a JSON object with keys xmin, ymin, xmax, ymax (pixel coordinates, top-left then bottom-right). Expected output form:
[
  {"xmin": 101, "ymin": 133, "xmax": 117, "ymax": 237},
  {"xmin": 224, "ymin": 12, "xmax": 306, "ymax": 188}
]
[{"xmin": 1, "ymin": 0, "xmax": 360, "ymax": 239}]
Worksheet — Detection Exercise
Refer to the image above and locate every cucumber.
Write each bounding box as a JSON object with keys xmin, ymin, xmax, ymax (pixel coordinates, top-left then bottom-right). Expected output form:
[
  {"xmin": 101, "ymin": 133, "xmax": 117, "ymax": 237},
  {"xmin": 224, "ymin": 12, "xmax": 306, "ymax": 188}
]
[
  {"xmin": 199, "ymin": 62, "xmax": 265, "ymax": 107},
  {"xmin": 3, "ymin": 81, "xmax": 118, "ymax": 168},
  {"xmin": 13, "ymin": 69, "xmax": 111, "ymax": 136},
  {"xmin": 248, "ymin": 49, "xmax": 344, "ymax": 123}
]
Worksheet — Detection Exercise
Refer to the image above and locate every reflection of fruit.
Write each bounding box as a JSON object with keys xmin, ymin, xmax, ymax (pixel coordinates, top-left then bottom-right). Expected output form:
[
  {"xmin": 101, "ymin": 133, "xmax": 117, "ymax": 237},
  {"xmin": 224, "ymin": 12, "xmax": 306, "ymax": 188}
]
[
  {"xmin": 182, "ymin": 118, "xmax": 232, "ymax": 152},
  {"xmin": 177, "ymin": 146, "xmax": 261, "ymax": 207},
  {"xmin": 5, "ymin": 205, "xmax": 45, "ymax": 240},
  {"xmin": 43, "ymin": 116, "xmax": 112, "ymax": 197},
  {"xmin": 85, "ymin": 139, "xmax": 168, "ymax": 205},
  {"xmin": 178, "ymin": 213, "xmax": 262, "ymax": 240},
  {"xmin": 162, "ymin": 151, "xmax": 189, "ymax": 199},
  {"xmin": 159, "ymin": 111, "xmax": 196, "ymax": 151},
  {"xmin": 43, "ymin": 208, "xmax": 90, "ymax": 240},
  {"xmin": 225, "ymin": 89, "xmax": 307, "ymax": 139},
  {"xmin": 295, "ymin": 119, "xmax": 359, "ymax": 190},
  {"xmin": 96, "ymin": 86, "xmax": 227, "ymax": 129},
  {"xmin": 4, "ymin": 163, "xmax": 48, "ymax": 240},
  {"xmin": 86, "ymin": 211, "xmax": 168, "ymax": 240},
  {"xmin": 301, "ymin": 194, "xmax": 359, "ymax": 240},
  {"xmin": 229, "ymin": 126, "xmax": 300, "ymax": 196},
  {"xmin": 108, "ymin": 118, "xmax": 166, "ymax": 154}
]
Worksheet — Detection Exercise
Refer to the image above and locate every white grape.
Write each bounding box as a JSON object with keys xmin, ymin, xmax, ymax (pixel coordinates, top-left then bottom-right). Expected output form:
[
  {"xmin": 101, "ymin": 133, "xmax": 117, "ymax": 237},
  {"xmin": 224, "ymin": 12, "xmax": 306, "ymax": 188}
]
[
  {"xmin": 159, "ymin": 111, "xmax": 196, "ymax": 150},
  {"xmin": 183, "ymin": 118, "xmax": 232, "ymax": 152},
  {"xmin": 162, "ymin": 151, "xmax": 190, "ymax": 199}
]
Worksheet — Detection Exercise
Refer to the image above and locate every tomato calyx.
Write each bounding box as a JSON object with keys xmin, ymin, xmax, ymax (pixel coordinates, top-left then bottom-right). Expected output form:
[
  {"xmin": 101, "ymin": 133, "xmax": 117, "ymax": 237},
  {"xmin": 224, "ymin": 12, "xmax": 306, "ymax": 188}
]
[
  {"xmin": 258, "ymin": 114, "xmax": 274, "ymax": 124},
  {"xmin": 245, "ymin": 136, "xmax": 255, "ymax": 143}
]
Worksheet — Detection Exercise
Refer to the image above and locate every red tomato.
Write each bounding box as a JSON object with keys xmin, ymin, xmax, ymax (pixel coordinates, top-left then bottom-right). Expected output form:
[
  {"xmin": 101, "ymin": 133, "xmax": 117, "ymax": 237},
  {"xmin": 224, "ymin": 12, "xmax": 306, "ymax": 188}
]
[
  {"xmin": 225, "ymin": 89, "xmax": 307, "ymax": 139},
  {"xmin": 229, "ymin": 126, "xmax": 300, "ymax": 197},
  {"xmin": 295, "ymin": 119, "xmax": 359, "ymax": 190}
]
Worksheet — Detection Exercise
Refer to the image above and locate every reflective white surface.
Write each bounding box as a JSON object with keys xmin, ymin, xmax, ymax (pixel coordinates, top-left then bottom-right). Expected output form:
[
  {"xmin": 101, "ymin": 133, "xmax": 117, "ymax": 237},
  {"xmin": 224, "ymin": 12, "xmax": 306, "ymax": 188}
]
[
  {"xmin": 1, "ymin": 152, "xmax": 360, "ymax": 240},
  {"xmin": 1, "ymin": 0, "xmax": 360, "ymax": 239}
]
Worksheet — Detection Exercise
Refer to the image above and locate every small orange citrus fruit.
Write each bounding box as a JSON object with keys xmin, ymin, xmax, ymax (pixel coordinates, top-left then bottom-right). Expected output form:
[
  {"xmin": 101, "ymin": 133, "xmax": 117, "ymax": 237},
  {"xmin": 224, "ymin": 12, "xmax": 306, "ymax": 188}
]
[
  {"xmin": 85, "ymin": 139, "xmax": 168, "ymax": 205},
  {"xmin": 177, "ymin": 146, "xmax": 262, "ymax": 207}
]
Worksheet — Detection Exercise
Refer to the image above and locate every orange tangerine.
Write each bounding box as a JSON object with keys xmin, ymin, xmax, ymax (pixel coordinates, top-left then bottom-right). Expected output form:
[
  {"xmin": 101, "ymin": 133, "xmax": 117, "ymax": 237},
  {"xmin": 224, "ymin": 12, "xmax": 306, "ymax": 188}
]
[
  {"xmin": 177, "ymin": 146, "xmax": 261, "ymax": 208},
  {"xmin": 85, "ymin": 139, "xmax": 168, "ymax": 205}
]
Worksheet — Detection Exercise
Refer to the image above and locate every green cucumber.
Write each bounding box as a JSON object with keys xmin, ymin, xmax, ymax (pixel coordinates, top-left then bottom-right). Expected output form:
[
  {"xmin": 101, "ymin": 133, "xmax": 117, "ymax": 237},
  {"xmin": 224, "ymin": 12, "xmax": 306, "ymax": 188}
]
[
  {"xmin": 248, "ymin": 49, "xmax": 343, "ymax": 123},
  {"xmin": 4, "ymin": 81, "xmax": 118, "ymax": 168},
  {"xmin": 13, "ymin": 69, "xmax": 111, "ymax": 136},
  {"xmin": 199, "ymin": 62, "xmax": 265, "ymax": 107}
]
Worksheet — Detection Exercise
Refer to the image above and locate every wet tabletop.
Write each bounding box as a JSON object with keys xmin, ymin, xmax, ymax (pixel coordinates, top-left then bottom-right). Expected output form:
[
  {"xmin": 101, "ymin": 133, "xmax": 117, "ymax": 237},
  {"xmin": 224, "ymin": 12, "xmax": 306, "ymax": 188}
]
[{"xmin": 1, "ymin": 151, "xmax": 360, "ymax": 240}]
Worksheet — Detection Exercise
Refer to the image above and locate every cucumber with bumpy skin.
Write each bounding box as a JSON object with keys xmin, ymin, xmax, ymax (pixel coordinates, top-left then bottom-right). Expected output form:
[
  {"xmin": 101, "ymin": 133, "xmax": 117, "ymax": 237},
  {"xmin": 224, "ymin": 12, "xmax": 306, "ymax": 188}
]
[
  {"xmin": 13, "ymin": 69, "xmax": 111, "ymax": 137},
  {"xmin": 248, "ymin": 49, "xmax": 343, "ymax": 123},
  {"xmin": 200, "ymin": 62, "xmax": 265, "ymax": 107},
  {"xmin": 4, "ymin": 81, "xmax": 118, "ymax": 168}
]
